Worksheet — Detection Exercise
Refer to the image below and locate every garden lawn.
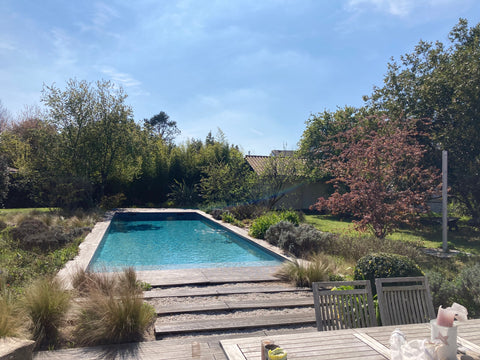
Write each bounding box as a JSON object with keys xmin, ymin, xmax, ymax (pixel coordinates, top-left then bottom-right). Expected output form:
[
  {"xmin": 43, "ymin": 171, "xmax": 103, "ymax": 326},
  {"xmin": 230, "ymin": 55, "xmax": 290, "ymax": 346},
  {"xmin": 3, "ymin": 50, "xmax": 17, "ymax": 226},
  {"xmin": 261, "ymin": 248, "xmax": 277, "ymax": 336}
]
[
  {"xmin": 305, "ymin": 215, "xmax": 480, "ymax": 255},
  {"xmin": 0, "ymin": 208, "xmax": 52, "ymax": 214}
]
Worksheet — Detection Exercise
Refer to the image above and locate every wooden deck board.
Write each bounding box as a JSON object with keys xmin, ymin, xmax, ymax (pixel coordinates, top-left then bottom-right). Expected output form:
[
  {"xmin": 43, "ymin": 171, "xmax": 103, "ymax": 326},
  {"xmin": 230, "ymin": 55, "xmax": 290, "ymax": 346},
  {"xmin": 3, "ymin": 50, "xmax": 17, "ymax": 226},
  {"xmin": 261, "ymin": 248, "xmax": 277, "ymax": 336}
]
[
  {"xmin": 155, "ymin": 312, "xmax": 316, "ymax": 335},
  {"xmin": 154, "ymin": 297, "xmax": 314, "ymax": 314},
  {"xmin": 144, "ymin": 286, "xmax": 310, "ymax": 299}
]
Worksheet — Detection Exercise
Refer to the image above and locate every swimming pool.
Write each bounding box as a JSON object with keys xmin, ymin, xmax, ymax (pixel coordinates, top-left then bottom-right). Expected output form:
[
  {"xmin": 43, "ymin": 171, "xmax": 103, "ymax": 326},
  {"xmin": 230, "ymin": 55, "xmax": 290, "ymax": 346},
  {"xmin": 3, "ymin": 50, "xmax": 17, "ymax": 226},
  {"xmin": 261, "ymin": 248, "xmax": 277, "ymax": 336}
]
[{"xmin": 87, "ymin": 212, "xmax": 284, "ymax": 271}]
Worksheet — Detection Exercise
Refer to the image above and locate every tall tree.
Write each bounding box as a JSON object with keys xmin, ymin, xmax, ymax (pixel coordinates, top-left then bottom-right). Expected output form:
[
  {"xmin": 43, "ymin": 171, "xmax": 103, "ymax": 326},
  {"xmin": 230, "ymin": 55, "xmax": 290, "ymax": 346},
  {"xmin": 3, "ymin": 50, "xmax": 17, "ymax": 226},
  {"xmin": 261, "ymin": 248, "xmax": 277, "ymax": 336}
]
[
  {"xmin": 199, "ymin": 148, "xmax": 252, "ymax": 205},
  {"xmin": 312, "ymin": 116, "xmax": 439, "ymax": 238},
  {"xmin": 0, "ymin": 156, "xmax": 9, "ymax": 207},
  {"xmin": 256, "ymin": 153, "xmax": 302, "ymax": 209},
  {"xmin": 364, "ymin": 19, "xmax": 480, "ymax": 222},
  {"xmin": 41, "ymin": 79, "xmax": 140, "ymax": 203},
  {"xmin": 144, "ymin": 111, "xmax": 180, "ymax": 144},
  {"xmin": 0, "ymin": 100, "xmax": 10, "ymax": 133},
  {"xmin": 298, "ymin": 106, "xmax": 361, "ymax": 180}
]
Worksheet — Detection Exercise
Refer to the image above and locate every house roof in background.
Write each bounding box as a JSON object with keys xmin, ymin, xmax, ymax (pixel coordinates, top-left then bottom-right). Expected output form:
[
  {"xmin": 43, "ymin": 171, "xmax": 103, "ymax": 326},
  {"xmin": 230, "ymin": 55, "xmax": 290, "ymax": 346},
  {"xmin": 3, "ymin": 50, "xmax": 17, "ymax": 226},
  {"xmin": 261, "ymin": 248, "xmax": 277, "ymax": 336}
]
[
  {"xmin": 245, "ymin": 155, "xmax": 269, "ymax": 174},
  {"xmin": 245, "ymin": 150, "xmax": 305, "ymax": 176}
]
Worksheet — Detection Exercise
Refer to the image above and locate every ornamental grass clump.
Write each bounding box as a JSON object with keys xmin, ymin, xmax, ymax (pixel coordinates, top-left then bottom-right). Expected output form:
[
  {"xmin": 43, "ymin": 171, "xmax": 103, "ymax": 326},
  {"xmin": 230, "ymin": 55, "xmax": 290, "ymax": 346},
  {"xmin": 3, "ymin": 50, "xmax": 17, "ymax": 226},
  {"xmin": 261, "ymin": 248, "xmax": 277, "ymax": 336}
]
[
  {"xmin": 0, "ymin": 296, "xmax": 25, "ymax": 338},
  {"xmin": 0, "ymin": 274, "xmax": 27, "ymax": 338},
  {"xmin": 22, "ymin": 276, "xmax": 70, "ymax": 348},
  {"xmin": 71, "ymin": 267, "xmax": 117, "ymax": 296},
  {"xmin": 276, "ymin": 253, "xmax": 337, "ymax": 287},
  {"xmin": 74, "ymin": 268, "xmax": 155, "ymax": 346}
]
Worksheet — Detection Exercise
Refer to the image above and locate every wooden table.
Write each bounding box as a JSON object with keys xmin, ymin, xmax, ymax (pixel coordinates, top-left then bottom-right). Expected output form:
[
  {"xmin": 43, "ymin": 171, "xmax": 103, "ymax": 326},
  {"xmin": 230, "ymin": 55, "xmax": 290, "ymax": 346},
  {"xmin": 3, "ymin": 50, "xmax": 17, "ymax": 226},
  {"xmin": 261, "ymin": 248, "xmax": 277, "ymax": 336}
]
[{"xmin": 221, "ymin": 319, "xmax": 480, "ymax": 360}]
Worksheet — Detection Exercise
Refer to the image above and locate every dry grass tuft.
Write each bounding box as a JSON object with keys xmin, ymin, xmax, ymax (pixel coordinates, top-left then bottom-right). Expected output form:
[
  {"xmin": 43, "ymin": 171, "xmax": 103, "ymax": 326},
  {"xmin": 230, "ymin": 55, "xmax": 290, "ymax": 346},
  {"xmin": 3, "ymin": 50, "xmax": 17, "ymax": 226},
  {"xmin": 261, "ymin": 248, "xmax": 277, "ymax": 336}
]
[
  {"xmin": 276, "ymin": 253, "xmax": 339, "ymax": 287},
  {"xmin": 74, "ymin": 268, "xmax": 155, "ymax": 346},
  {"xmin": 22, "ymin": 276, "xmax": 70, "ymax": 348}
]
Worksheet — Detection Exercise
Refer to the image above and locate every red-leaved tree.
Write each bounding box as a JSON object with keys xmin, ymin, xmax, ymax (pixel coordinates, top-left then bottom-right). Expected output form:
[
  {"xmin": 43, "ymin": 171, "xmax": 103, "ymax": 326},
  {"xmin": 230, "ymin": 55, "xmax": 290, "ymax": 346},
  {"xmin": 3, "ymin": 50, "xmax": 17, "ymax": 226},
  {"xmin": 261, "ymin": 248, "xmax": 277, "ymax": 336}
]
[{"xmin": 312, "ymin": 116, "xmax": 439, "ymax": 238}]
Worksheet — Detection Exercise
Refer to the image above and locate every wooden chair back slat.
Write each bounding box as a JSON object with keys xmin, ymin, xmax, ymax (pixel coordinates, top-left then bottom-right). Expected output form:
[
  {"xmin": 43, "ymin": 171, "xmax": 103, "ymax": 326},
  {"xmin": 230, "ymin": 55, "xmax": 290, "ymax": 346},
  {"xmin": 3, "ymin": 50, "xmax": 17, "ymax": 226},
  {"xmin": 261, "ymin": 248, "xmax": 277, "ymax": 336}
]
[
  {"xmin": 375, "ymin": 276, "xmax": 435, "ymax": 326},
  {"xmin": 312, "ymin": 280, "xmax": 377, "ymax": 331}
]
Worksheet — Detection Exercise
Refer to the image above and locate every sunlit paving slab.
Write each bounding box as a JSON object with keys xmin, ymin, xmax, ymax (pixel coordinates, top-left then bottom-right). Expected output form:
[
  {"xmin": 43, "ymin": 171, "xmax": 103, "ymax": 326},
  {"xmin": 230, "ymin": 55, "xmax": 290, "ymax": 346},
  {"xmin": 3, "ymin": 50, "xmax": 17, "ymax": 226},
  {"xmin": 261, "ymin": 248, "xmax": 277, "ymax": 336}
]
[{"xmin": 136, "ymin": 266, "xmax": 282, "ymax": 287}]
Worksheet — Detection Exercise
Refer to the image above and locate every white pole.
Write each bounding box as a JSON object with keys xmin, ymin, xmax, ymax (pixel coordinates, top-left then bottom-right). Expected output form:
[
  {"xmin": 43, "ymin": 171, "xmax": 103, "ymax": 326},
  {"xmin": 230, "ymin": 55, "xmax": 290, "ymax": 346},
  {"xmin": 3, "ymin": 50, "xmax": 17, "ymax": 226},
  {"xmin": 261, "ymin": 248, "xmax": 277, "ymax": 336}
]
[{"xmin": 442, "ymin": 150, "xmax": 448, "ymax": 253}]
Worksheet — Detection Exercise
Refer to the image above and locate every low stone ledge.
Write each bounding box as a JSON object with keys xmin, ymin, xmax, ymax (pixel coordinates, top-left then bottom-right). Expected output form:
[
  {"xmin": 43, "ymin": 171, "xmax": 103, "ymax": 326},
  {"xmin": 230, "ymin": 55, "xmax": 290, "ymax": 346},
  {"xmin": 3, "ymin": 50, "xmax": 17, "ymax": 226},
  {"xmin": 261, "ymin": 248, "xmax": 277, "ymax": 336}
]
[{"xmin": 0, "ymin": 337, "xmax": 35, "ymax": 360}]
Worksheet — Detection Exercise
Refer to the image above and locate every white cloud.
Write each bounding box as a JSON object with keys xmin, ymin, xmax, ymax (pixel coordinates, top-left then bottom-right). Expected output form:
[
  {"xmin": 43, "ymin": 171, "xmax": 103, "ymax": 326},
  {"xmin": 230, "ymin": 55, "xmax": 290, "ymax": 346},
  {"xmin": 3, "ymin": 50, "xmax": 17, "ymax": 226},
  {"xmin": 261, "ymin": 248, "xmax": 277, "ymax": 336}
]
[
  {"xmin": 249, "ymin": 128, "xmax": 264, "ymax": 136},
  {"xmin": 77, "ymin": 2, "xmax": 121, "ymax": 39},
  {"xmin": 344, "ymin": 0, "xmax": 468, "ymax": 17},
  {"xmin": 0, "ymin": 41, "xmax": 16, "ymax": 52},
  {"xmin": 345, "ymin": 0, "xmax": 413, "ymax": 17},
  {"xmin": 100, "ymin": 66, "xmax": 141, "ymax": 88},
  {"xmin": 50, "ymin": 28, "xmax": 77, "ymax": 66},
  {"xmin": 92, "ymin": 2, "xmax": 120, "ymax": 29}
]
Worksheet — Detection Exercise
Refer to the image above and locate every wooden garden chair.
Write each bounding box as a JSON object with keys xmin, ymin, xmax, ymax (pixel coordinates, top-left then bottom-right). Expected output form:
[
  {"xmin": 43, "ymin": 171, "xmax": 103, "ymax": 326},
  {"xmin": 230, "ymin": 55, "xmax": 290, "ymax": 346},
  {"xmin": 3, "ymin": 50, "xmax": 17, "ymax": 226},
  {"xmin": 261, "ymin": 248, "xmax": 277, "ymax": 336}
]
[
  {"xmin": 312, "ymin": 280, "xmax": 377, "ymax": 331},
  {"xmin": 375, "ymin": 276, "xmax": 435, "ymax": 326}
]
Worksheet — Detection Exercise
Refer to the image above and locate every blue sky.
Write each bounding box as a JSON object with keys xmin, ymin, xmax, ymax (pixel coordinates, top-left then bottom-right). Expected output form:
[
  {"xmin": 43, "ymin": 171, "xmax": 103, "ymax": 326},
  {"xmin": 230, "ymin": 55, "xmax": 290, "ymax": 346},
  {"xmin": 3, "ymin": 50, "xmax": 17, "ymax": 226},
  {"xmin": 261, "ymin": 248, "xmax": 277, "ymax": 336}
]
[{"xmin": 1, "ymin": 0, "xmax": 480, "ymax": 155}]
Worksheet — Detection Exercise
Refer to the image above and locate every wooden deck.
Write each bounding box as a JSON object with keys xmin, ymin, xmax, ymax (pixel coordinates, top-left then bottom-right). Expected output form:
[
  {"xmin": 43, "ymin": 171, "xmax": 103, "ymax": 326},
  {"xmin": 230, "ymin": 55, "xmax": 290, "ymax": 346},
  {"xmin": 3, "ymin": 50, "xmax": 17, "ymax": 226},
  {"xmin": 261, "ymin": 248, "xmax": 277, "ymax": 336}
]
[
  {"xmin": 33, "ymin": 319, "xmax": 480, "ymax": 359},
  {"xmin": 34, "ymin": 339, "xmax": 227, "ymax": 360},
  {"xmin": 221, "ymin": 319, "xmax": 480, "ymax": 360}
]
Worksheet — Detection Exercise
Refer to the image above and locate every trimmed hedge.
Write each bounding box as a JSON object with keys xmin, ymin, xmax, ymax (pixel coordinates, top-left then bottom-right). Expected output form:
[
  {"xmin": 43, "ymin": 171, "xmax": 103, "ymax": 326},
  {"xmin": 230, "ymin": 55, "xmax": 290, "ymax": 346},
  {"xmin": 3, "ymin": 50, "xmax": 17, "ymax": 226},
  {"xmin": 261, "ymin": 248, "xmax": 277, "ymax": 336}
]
[{"xmin": 354, "ymin": 252, "xmax": 423, "ymax": 294}]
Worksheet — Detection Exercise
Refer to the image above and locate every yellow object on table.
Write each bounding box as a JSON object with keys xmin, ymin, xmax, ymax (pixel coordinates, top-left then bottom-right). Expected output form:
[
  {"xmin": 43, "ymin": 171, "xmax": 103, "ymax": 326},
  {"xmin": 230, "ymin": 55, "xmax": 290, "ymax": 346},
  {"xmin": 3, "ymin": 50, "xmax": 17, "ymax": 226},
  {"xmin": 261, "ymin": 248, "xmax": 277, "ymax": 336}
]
[{"xmin": 268, "ymin": 347, "xmax": 287, "ymax": 360}]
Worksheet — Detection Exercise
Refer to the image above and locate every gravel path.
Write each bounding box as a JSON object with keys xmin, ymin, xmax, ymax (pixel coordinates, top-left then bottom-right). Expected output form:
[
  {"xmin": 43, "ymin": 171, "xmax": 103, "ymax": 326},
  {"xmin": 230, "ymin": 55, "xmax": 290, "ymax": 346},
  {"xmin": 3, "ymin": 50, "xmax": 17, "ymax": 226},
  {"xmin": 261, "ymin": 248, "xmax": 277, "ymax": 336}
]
[{"xmin": 157, "ymin": 307, "xmax": 314, "ymax": 323}]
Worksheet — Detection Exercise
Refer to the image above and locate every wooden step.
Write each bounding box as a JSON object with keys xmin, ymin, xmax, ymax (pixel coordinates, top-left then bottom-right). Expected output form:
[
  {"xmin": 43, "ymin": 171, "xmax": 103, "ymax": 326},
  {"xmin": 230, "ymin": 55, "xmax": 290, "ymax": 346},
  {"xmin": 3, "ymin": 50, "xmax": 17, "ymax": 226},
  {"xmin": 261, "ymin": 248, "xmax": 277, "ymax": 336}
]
[
  {"xmin": 144, "ymin": 285, "xmax": 311, "ymax": 299},
  {"xmin": 154, "ymin": 311, "xmax": 316, "ymax": 335},
  {"xmin": 154, "ymin": 297, "xmax": 314, "ymax": 315}
]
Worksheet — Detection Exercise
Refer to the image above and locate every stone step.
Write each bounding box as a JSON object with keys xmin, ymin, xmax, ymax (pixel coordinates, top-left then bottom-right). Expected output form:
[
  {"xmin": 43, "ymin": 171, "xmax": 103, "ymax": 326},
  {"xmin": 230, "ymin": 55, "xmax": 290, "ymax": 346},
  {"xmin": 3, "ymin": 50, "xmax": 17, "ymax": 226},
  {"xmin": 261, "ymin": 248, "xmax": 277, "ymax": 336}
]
[
  {"xmin": 137, "ymin": 266, "xmax": 282, "ymax": 287},
  {"xmin": 144, "ymin": 285, "xmax": 311, "ymax": 299},
  {"xmin": 154, "ymin": 311, "xmax": 316, "ymax": 336},
  {"xmin": 154, "ymin": 297, "xmax": 314, "ymax": 315}
]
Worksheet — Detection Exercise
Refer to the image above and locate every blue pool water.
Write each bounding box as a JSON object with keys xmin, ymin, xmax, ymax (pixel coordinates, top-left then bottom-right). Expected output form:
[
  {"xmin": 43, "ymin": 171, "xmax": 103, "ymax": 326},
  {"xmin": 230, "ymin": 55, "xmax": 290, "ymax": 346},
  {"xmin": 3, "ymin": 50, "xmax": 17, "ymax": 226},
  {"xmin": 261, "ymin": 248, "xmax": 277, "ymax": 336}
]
[{"xmin": 87, "ymin": 212, "xmax": 284, "ymax": 271}]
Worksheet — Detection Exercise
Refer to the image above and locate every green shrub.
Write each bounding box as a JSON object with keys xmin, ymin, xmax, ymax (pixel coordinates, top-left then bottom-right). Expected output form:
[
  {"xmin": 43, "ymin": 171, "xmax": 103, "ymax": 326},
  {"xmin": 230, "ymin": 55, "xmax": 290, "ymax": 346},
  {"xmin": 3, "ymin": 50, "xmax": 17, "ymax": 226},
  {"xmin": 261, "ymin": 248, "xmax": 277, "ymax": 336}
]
[
  {"xmin": 454, "ymin": 263, "xmax": 480, "ymax": 318},
  {"xmin": 209, "ymin": 209, "xmax": 225, "ymax": 220},
  {"xmin": 279, "ymin": 210, "xmax": 301, "ymax": 225},
  {"xmin": 265, "ymin": 221, "xmax": 296, "ymax": 246},
  {"xmin": 249, "ymin": 211, "xmax": 302, "ymax": 239},
  {"xmin": 278, "ymin": 228, "xmax": 298, "ymax": 255},
  {"xmin": 10, "ymin": 218, "xmax": 49, "ymax": 241},
  {"xmin": 0, "ymin": 220, "xmax": 7, "ymax": 231},
  {"xmin": 22, "ymin": 276, "xmax": 70, "ymax": 348},
  {"xmin": 229, "ymin": 204, "xmax": 267, "ymax": 220},
  {"xmin": 221, "ymin": 211, "xmax": 243, "ymax": 227},
  {"xmin": 426, "ymin": 271, "xmax": 456, "ymax": 309},
  {"xmin": 9, "ymin": 218, "xmax": 74, "ymax": 250},
  {"xmin": 99, "ymin": 193, "xmax": 126, "ymax": 210},
  {"xmin": 354, "ymin": 253, "xmax": 423, "ymax": 294},
  {"xmin": 265, "ymin": 221, "xmax": 334, "ymax": 257},
  {"xmin": 292, "ymin": 224, "xmax": 334, "ymax": 257},
  {"xmin": 249, "ymin": 212, "xmax": 281, "ymax": 239},
  {"xmin": 75, "ymin": 268, "xmax": 156, "ymax": 346}
]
